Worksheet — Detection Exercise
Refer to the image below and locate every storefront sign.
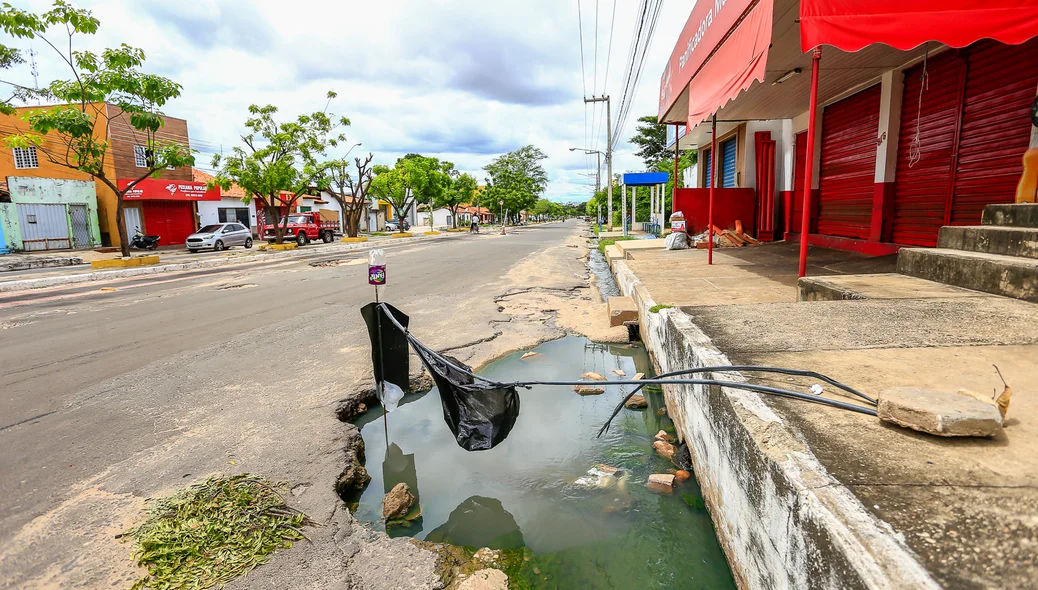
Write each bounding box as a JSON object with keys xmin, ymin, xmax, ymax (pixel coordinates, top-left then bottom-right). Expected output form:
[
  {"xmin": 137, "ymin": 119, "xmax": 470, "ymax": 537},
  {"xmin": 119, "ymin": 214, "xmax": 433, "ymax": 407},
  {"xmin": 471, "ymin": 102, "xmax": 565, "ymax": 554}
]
[
  {"xmin": 659, "ymin": 0, "xmax": 755, "ymax": 121},
  {"xmin": 119, "ymin": 178, "xmax": 221, "ymax": 201}
]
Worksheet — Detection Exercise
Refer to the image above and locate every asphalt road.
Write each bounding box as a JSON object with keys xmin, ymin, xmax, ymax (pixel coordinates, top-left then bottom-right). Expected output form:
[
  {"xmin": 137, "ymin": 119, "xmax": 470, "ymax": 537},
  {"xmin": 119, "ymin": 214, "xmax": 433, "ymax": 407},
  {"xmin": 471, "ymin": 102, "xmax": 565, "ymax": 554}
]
[{"xmin": 0, "ymin": 222, "xmax": 577, "ymax": 550}]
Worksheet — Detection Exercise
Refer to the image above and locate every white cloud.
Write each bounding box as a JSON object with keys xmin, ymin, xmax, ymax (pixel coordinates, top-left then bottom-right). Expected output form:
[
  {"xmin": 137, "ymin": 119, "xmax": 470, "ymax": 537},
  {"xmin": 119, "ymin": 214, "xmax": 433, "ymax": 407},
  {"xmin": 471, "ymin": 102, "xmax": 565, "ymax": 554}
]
[{"xmin": 2, "ymin": 0, "xmax": 693, "ymax": 202}]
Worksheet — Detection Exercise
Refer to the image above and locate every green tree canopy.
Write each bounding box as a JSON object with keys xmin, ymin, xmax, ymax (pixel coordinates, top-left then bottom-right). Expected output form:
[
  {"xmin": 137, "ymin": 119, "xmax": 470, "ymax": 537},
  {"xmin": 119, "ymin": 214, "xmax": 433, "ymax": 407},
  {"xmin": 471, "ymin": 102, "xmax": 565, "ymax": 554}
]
[
  {"xmin": 435, "ymin": 172, "xmax": 477, "ymax": 228},
  {"xmin": 630, "ymin": 115, "xmax": 670, "ymax": 169},
  {"xmin": 370, "ymin": 154, "xmax": 444, "ymax": 230},
  {"xmin": 1, "ymin": 1, "xmax": 194, "ymax": 256},
  {"xmin": 483, "ymin": 145, "xmax": 548, "ymax": 222},
  {"xmin": 211, "ymin": 95, "xmax": 348, "ymax": 244}
]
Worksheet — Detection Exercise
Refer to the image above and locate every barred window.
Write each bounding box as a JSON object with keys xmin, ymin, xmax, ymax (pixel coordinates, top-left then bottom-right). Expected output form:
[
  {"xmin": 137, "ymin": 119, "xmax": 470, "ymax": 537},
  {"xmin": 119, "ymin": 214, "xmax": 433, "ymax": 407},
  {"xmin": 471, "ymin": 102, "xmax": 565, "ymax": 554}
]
[
  {"xmin": 13, "ymin": 146, "xmax": 38, "ymax": 169},
  {"xmin": 133, "ymin": 145, "xmax": 154, "ymax": 168}
]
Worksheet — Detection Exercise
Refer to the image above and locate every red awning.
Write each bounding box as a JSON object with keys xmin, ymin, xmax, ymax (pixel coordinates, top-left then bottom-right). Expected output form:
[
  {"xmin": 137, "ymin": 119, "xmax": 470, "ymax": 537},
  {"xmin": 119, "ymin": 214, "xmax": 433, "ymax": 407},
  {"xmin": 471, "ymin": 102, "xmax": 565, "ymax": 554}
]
[
  {"xmin": 685, "ymin": 0, "xmax": 773, "ymax": 128},
  {"xmin": 658, "ymin": 0, "xmax": 762, "ymax": 123},
  {"xmin": 120, "ymin": 178, "xmax": 221, "ymax": 201},
  {"xmin": 800, "ymin": 0, "xmax": 1038, "ymax": 52}
]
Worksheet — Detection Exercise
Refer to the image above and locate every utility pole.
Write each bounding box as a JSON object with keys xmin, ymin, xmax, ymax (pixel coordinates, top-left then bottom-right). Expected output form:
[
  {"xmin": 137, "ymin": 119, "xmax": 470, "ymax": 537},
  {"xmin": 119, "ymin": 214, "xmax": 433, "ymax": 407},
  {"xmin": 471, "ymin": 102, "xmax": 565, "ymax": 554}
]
[{"xmin": 584, "ymin": 95, "xmax": 612, "ymax": 230}]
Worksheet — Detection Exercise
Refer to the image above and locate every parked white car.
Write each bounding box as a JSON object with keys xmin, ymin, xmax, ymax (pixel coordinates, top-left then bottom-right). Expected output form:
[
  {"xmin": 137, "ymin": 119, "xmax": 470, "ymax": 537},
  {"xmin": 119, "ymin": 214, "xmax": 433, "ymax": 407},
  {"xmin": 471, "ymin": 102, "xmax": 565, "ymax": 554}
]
[{"xmin": 186, "ymin": 223, "xmax": 253, "ymax": 252}]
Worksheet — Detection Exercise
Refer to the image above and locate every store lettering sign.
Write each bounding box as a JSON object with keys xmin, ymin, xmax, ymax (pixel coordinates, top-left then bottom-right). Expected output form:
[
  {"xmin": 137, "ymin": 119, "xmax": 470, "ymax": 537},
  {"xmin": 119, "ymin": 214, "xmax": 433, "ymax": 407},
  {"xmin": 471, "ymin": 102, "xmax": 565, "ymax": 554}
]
[{"xmin": 119, "ymin": 178, "xmax": 221, "ymax": 201}]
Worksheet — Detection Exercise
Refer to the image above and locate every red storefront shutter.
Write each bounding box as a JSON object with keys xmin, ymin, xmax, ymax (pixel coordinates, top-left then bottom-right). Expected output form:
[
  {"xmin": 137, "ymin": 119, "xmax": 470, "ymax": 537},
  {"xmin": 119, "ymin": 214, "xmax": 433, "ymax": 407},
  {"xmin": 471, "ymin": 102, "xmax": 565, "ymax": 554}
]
[
  {"xmin": 143, "ymin": 201, "xmax": 196, "ymax": 245},
  {"xmin": 951, "ymin": 38, "xmax": 1038, "ymax": 225},
  {"xmin": 892, "ymin": 50, "xmax": 967, "ymax": 246},
  {"xmin": 790, "ymin": 131, "xmax": 808, "ymax": 233},
  {"xmin": 817, "ymin": 85, "xmax": 881, "ymax": 239}
]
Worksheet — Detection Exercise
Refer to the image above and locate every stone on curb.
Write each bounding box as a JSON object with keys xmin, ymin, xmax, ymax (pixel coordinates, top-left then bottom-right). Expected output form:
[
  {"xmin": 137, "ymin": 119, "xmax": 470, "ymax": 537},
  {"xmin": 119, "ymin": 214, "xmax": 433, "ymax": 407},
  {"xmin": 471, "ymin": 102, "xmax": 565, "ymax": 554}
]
[
  {"xmin": 877, "ymin": 387, "xmax": 1002, "ymax": 437},
  {"xmin": 607, "ymin": 296, "xmax": 638, "ymax": 327}
]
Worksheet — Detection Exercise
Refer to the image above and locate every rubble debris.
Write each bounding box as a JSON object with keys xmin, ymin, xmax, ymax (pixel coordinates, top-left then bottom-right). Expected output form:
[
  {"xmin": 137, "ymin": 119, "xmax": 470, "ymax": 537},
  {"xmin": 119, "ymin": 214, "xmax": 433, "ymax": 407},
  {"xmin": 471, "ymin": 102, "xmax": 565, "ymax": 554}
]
[
  {"xmin": 654, "ymin": 430, "xmax": 675, "ymax": 444},
  {"xmin": 652, "ymin": 440, "xmax": 677, "ymax": 460},
  {"xmin": 581, "ymin": 371, "xmax": 607, "ymax": 381},
  {"xmin": 574, "ymin": 386, "xmax": 606, "ymax": 396},
  {"xmin": 647, "ymin": 473, "xmax": 675, "ymax": 493},
  {"xmin": 613, "ymin": 369, "xmax": 626, "ymax": 376},
  {"xmin": 877, "ymin": 387, "xmax": 1003, "ymax": 437},
  {"xmin": 624, "ymin": 394, "xmax": 648, "ymax": 409},
  {"xmin": 674, "ymin": 470, "xmax": 691, "ymax": 482}
]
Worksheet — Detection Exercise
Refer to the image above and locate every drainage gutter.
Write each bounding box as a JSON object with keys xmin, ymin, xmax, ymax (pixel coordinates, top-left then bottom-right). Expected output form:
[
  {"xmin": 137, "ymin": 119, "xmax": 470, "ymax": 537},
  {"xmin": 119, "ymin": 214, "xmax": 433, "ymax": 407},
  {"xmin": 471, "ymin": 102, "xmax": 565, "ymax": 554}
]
[{"xmin": 611, "ymin": 259, "xmax": 938, "ymax": 590}]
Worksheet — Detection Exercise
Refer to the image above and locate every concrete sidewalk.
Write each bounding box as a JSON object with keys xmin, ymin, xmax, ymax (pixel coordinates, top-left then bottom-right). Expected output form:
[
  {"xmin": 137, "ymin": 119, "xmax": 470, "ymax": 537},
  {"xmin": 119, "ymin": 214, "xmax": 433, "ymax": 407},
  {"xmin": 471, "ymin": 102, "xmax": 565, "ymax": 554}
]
[{"xmin": 611, "ymin": 241, "xmax": 1038, "ymax": 589}]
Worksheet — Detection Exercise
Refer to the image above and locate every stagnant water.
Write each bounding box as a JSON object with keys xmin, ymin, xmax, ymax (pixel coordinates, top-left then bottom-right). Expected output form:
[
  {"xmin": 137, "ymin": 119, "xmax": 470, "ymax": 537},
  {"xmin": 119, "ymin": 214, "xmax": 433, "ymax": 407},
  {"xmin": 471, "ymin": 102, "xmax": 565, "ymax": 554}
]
[
  {"xmin": 352, "ymin": 336, "xmax": 735, "ymax": 589},
  {"xmin": 587, "ymin": 246, "xmax": 620, "ymax": 300}
]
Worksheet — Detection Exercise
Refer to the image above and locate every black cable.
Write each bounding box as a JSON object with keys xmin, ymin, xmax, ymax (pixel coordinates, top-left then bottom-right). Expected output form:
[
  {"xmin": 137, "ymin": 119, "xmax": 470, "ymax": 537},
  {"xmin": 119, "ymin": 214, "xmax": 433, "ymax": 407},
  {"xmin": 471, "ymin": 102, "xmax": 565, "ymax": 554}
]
[{"xmin": 374, "ymin": 303, "xmax": 877, "ymax": 428}]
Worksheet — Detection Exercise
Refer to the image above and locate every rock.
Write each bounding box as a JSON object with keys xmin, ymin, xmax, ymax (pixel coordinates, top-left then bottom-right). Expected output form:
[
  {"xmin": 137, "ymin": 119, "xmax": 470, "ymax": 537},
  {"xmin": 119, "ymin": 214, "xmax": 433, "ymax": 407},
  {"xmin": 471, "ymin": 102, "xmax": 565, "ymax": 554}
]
[
  {"xmin": 654, "ymin": 430, "xmax": 675, "ymax": 443},
  {"xmin": 624, "ymin": 394, "xmax": 648, "ymax": 409},
  {"xmin": 581, "ymin": 372, "xmax": 607, "ymax": 381},
  {"xmin": 632, "ymin": 372, "xmax": 645, "ymax": 380},
  {"xmin": 674, "ymin": 470, "xmax": 691, "ymax": 482},
  {"xmin": 607, "ymin": 296, "xmax": 637, "ymax": 327},
  {"xmin": 335, "ymin": 387, "xmax": 379, "ymax": 421},
  {"xmin": 612, "ymin": 369, "xmax": 626, "ymax": 376},
  {"xmin": 521, "ymin": 352, "xmax": 538, "ymax": 360},
  {"xmin": 647, "ymin": 473, "xmax": 675, "ymax": 493},
  {"xmin": 382, "ymin": 482, "xmax": 416, "ymax": 521},
  {"xmin": 473, "ymin": 547, "xmax": 501, "ymax": 565},
  {"xmin": 652, "ymin": 440, "xmax": 677, "ymax": 460},
  {"xmin": 574, "ymin": 386, "xmax": 605, "ymax": 395},
  {"xmin": 533, "ymin": 567, "xmax": 542, "ymax": 575},
  {"xmin": 877, "ymin": 387, "xmax": 1002, "ymax": 437},
  {"xmin": 573, "ymin": 464, "xmax": 627, "ymax": 489},
  {"xmin": 356, "ymin": 403, "xmax": 367, "ymax": 414},
  {"xmin": 458, "ymin": 569, "xmax": 508, "ymax": 590}
]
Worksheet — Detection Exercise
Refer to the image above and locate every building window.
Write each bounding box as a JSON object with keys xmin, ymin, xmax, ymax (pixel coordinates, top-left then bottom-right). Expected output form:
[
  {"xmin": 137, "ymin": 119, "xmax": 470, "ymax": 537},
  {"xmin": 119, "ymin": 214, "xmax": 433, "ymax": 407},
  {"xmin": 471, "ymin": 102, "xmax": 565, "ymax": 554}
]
[
  {"xmin": 133, "ymin": 145, "xmax": 154, "ymax": 168},
  {"xmin": 13, "ymin": 146, "xmax": 38, "ymax": 169}
]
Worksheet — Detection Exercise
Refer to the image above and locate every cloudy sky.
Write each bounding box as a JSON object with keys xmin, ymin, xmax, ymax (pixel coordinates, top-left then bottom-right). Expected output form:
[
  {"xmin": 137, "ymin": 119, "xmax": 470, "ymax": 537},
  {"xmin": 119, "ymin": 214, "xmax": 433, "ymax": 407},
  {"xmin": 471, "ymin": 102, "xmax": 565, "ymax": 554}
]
[{"xmin": 4, "ymin": 0, "xmax": 692, "ymax": 202}]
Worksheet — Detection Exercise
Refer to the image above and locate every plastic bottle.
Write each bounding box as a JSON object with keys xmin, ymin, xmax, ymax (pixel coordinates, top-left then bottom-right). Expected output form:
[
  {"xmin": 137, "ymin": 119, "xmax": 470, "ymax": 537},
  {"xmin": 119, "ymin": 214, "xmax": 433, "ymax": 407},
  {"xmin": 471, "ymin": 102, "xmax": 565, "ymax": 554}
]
[{"xmin": 368, "ymin": 249, "xmax": 386, "ymax": 285}]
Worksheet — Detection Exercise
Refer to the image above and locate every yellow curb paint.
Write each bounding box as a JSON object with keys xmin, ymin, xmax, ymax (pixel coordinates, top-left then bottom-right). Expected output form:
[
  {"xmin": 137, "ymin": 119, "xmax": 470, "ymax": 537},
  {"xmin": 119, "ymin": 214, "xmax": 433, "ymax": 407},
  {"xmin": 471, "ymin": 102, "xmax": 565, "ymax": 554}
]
[
  {"xmin": 268, "ymin": 243, "xmax": 298, "ymax": 251},
  {"xmin": 425, "ymin": 231, "xmax": 442, "ymax": 235},
  {"xmin": 90, "ymin": 255, "xmax": 160, "ymax": 269},
  {"xmin": 391, "ymin": 233, "xmax": 413, "ymax": 238},
  {"xmin": 341, "ymin": 237, "xmax": 369, "ymax": 243}
]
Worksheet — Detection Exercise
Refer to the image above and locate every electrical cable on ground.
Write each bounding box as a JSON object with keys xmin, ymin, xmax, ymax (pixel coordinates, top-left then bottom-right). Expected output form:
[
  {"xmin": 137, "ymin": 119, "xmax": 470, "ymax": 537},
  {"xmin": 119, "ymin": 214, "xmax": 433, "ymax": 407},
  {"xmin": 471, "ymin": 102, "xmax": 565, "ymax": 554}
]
[{"xmin": 374, "ymin": 303, "xmax": 879, "ymax": 435}]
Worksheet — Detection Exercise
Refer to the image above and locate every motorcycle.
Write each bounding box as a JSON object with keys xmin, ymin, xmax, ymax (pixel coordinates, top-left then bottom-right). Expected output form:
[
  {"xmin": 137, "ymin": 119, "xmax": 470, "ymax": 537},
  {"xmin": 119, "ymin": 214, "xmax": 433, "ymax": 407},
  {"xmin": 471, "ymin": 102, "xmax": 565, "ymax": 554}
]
[{"xmin": 130, "ymin": 227, "xmax": 160, "ymax": 250}]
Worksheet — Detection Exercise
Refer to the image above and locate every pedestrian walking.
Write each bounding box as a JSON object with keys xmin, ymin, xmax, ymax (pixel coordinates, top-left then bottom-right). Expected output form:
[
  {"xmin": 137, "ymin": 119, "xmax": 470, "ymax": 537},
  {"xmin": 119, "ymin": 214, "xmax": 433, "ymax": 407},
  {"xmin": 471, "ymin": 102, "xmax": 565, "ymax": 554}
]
[{"xmin": 470, "ymin": 214, "xmax": 479, "ymax": 233}]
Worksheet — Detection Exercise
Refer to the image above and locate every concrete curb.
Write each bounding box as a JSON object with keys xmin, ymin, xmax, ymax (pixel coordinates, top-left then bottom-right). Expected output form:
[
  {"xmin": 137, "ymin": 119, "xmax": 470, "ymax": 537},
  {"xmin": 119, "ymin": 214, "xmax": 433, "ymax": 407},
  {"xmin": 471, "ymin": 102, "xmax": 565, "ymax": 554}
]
[
  {"xmin": 0, "ymin": 233, "xmax": 453, "ymax": 293},
  {"xmin": 612, "ymin": 259, "xmax": 938, "ymax": 590},
  {"xmin": 0, "ymin": 256, "xmax": 83, "ymax": 272}
]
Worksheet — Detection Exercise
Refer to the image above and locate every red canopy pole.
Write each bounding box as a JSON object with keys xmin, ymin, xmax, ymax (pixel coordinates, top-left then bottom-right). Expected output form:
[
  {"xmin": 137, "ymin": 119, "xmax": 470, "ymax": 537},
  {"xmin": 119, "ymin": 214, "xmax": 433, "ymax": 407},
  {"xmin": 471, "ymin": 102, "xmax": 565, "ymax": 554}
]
[
  {"xmin": 798, "ymin": 47, "xmax": 822, "ymax": 278},
  {"xmin": 708, "ymin": 114, "xmax": 717, "ymax": 264},
  {"xmin": 673, "ymin": 123, "xmax": 680, "ymax": 213}
]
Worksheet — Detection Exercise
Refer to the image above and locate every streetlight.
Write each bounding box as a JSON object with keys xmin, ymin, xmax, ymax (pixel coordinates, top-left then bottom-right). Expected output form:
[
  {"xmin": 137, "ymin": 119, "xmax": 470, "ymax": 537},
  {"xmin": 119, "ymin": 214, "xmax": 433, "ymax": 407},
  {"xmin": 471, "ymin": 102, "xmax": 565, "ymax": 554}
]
[
  {"xmin": 345, "ymin": 142, "xmax": 362, "ymax": 158},
  {"xmin": 570, "ymin": 147, "xmax": 603, "ymax": 193}
]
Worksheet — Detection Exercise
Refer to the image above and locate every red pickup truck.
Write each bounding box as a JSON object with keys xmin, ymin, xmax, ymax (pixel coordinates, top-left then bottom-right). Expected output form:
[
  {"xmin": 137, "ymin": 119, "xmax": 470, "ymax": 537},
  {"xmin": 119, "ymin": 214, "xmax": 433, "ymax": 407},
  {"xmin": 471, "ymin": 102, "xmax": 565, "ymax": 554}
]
[{"xmin": 262, "ymin": 212, "xmax": 339, "ymax": 245}]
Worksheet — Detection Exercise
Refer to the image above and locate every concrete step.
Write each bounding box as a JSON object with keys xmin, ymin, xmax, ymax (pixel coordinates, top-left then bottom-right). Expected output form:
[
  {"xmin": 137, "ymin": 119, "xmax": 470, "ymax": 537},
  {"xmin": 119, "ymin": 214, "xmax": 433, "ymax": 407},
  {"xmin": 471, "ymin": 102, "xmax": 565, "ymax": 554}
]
[
  {"xmin": 937, "ymin": 225, "xmax": 1038, "ymax": 259},
  {"xmin": 982, "ymin": 203, "xmax": 1038, "ymax": 228},
  {"xmin": 797, "ymin": 273, "xmax": 983, "ymax": 301},
  {"xmin": 897, "ymin": 247, "xmax": 1038, "ymax": 302}
]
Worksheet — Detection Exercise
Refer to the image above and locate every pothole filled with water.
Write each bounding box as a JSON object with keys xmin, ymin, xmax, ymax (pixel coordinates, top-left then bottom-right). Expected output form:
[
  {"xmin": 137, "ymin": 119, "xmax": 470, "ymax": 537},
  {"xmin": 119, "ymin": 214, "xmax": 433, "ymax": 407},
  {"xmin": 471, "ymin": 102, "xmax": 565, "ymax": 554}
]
[{"xmin": 350, "ymin": 336, "xmax": 735, "ymax": 589}]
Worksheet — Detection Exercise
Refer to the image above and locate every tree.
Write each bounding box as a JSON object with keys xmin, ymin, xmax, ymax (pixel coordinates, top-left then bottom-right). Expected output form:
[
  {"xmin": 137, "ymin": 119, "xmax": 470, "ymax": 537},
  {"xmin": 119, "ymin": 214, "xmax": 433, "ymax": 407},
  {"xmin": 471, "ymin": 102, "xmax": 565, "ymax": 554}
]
[
  {"xmin": 435, "ymin": 172, "xmax": 476, "ymax": 228},
  {"xmin": 323, "ymin": 153, "xmax": 374, "ymax": 238},
  {"xmin": 211, "ymin": 95, "xmax": 348, "ymax": 244},
  {"xmin": 630, "ymin": 115, "xmax": 669, "ymax": 169},
  {"xmin": 483, "ymin": 145, "xmax": 547, "ymax": 224},
  {"xmin": 2, "ymin": 2, "xmax": 194, "ymax": 256},
  {"xmin": 369, "ymin": 155, "xmax": 442, "ymax": 232}
]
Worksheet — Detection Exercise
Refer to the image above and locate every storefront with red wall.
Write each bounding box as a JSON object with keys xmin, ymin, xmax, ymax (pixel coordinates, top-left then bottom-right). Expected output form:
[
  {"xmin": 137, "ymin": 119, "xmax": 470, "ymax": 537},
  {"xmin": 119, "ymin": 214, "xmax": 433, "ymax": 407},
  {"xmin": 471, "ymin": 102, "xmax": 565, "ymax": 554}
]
[{"xmin": 119, "ymin": 178, "xmax": 220, "ymax": 246}]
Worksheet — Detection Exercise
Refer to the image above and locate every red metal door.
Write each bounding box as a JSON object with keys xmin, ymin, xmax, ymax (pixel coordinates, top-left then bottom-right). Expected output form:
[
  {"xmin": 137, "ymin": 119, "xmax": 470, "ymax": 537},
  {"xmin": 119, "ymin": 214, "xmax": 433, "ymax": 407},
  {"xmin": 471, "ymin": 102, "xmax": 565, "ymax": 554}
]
[
  {"xmin": 892, "ymin": 50, "xmax": 967, "ymax": 246},
  {"xmin": 142, "ymin": 201, "xmax": 196, "ymax": 246},
  {"xmin": 817, "ymin": 85, "xmax": 881, "ymax": 239},
  {"xmin": 951, "ymin": 38, "xmax": 1038, "ymax": 225},
  {"xmin": 790, "ymin": 131, "xmax": 808, "ymax": 233}
]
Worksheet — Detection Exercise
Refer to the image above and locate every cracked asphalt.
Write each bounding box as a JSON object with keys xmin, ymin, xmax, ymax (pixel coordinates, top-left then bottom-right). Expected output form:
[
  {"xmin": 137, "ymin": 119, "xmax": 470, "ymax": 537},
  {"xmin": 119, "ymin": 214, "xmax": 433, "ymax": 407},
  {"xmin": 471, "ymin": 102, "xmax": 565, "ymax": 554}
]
[{"xmin": 0, "ymin": 221, "xmax": 601, "ymax": 589}]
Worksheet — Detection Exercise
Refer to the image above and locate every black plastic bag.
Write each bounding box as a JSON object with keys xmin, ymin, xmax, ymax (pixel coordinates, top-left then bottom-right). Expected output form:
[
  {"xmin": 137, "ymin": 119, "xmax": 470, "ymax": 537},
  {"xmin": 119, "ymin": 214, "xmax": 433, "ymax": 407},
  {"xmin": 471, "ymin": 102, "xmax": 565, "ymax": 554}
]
[
  {"xmin": 414, "ymin": 348, "xmax": 520, "ymax": 452},
  {"xmin": 360, "ymin": 302, "xmax": 410, "ymax": 393}
]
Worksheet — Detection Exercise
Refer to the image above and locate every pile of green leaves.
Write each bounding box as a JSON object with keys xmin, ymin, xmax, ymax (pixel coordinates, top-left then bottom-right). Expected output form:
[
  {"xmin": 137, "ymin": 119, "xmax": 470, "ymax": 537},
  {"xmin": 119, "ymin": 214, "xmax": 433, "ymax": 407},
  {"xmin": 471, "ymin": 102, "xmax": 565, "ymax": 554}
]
[
  {"xmin": 124, "ymin": 474, "xmax": 313, "ymax": 590},
  {"xmin": 597, "ymin": 236, "xmax": 635, "ymax": 253}
]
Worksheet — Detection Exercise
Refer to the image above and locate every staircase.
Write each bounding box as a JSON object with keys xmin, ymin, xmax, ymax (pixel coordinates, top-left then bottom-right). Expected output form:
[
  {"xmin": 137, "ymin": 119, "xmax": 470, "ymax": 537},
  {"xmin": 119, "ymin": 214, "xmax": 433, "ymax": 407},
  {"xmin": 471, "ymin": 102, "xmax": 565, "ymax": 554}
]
[{"xmin": 799, "ymin": 203, "xmax": 1038, "ymax": 303}]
